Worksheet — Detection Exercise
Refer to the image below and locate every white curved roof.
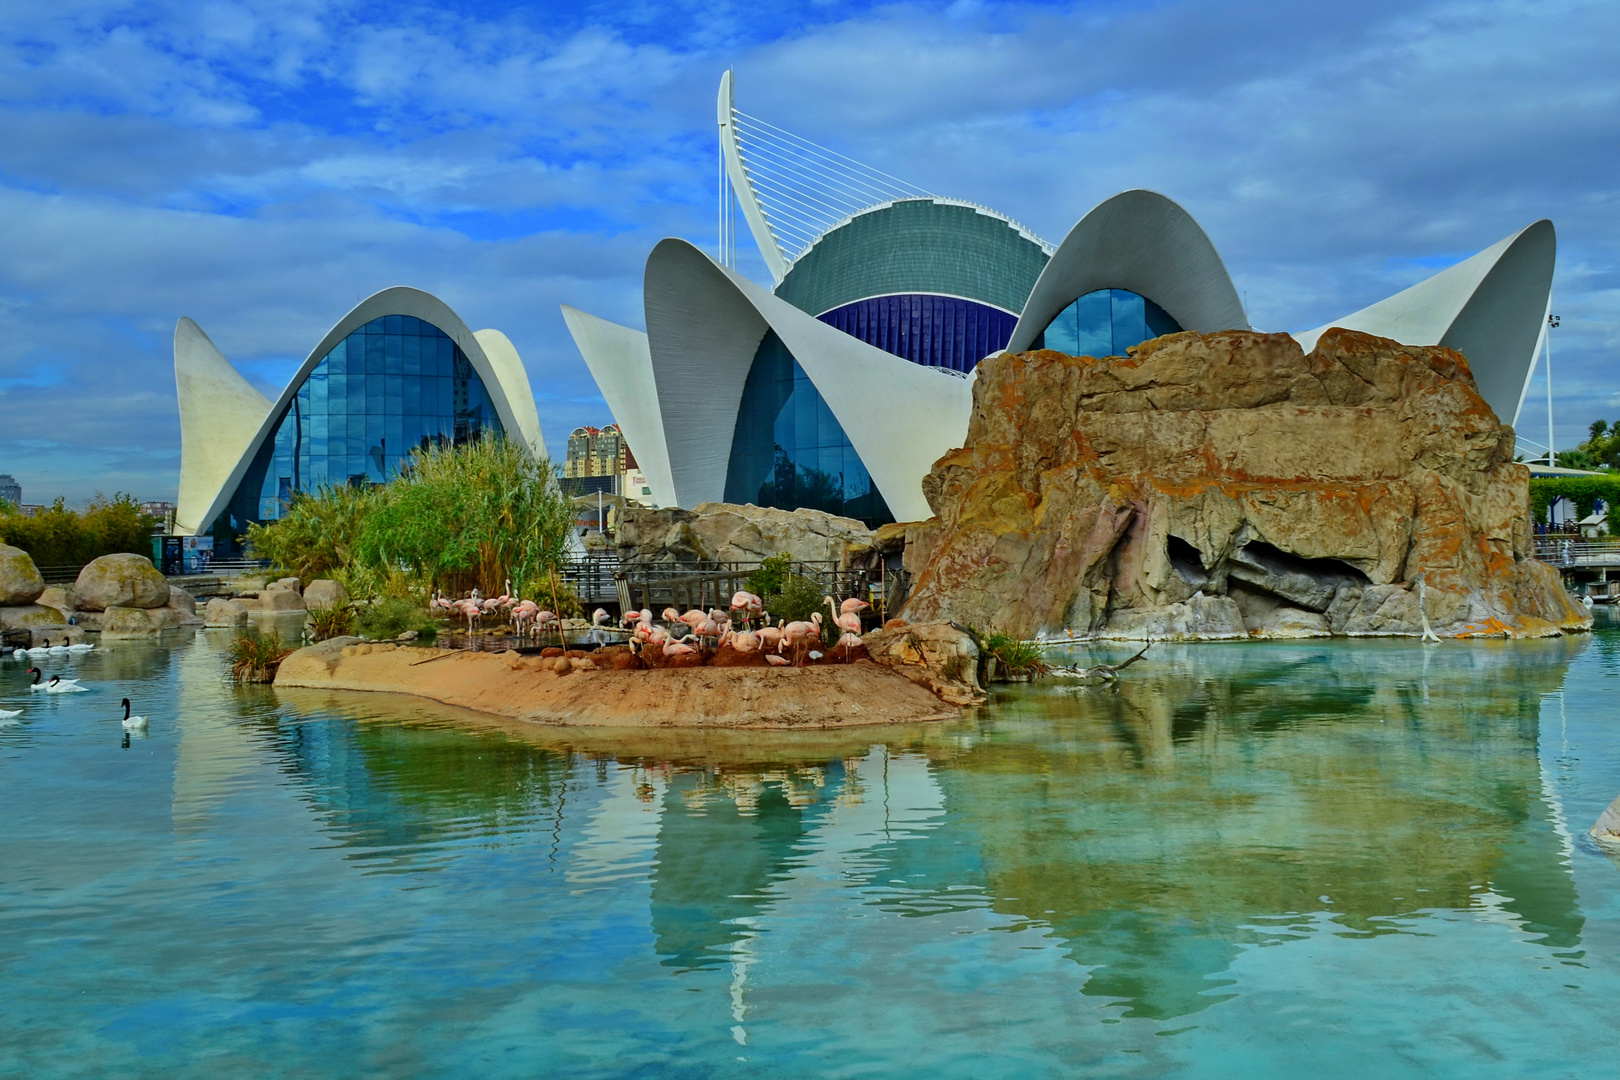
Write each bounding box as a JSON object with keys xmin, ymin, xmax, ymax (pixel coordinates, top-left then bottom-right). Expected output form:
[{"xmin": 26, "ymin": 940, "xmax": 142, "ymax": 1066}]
[
  {"xmin": 173, "ymin": 318, "xmax": 273, "ymax": 535},
  {"xmin": 559, "ymin": 306, "xmax": 678, "ymax": 509},
  {"xmin": 179, "ymin": 287, "xmax": 543, "ymax": 539},
  {"xmin": 570, "ymin": 238, "xmax": 973, "ymax": 521},
  {"xmin": 1007, "ymin": 189, "xmax": 1249, "ymax": 352},
  {"xmin": 1291, "ymin": 220, "xmax": 1555, "ymax": 425}
]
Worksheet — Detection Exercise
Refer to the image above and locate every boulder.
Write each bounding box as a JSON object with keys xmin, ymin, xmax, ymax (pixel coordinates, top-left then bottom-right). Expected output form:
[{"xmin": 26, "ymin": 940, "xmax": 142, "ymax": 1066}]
[
  {"xmin": 617, "ymin": 502, "xmax": 874, "ymax": 566},
  {"xmin": 147, "ymin": 607, "xmax": 198, "ymax": 630},
  {"xmin": 204, "ymin": 598, "xmax": 251, "ymax": 627},
  {"xmin": 902, "ymin": 329, "xmax": 1592, "ymax": 641},
  {"xmin": 0, "ymin": 544, "xmax": 45, "ymax": 606},
  {"xmin": 259, "ymin": 589, "xmax": 307, "ymax": 612},
  {"xmin": 74, "ymin": 553, "xmax": 171, "ymax": 611},
  {"xmin": 168, "ymin": 586, "xmax": 199, "ymax": 616},
  {"xmin": 101, "ymin": 606, "xmax": 159, "ymax": 637},
  {"xmin": 861, "ymin": 621, "xmax": 986, "ymax": 706},
  {"xmin": 1593, "ymin": 794, "xmax": 1620, "ymax": 846},
  {"xmin": 37, "ymin": 585, "xmax": 74, "ymax": 612},
  {"xmin": 303, "ymin": 579, "xmax": 348, "ymax": 609},
  {"xmin": 0, "ymin": 604, "xmax": 76, "ymax": 646},
  {"xmin": 268, "ymin": 577, "xmax": 303, "ymax": 595}
]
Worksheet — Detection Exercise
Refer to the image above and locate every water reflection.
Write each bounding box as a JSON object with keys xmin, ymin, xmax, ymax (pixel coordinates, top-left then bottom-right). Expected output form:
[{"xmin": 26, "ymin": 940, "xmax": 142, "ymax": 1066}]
[{"xmin": 260, "ymin": 637, "xmax": 1590, "ymax": 1025}]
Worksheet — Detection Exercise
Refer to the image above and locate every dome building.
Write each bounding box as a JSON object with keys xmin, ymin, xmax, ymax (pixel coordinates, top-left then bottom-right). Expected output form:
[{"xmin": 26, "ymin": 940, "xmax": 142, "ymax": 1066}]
[
  {"xmin": 564, "ymin": 73, "xmax": 1556, "ymax": 526},
  {"xmin": 173, "ymin": 287, "xmax": 544, "ymax": 551}
]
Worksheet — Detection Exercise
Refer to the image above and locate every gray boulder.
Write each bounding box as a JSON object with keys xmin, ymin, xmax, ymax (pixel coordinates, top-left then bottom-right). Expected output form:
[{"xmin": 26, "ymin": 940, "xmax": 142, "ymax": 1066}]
[
  {"xmin": 37, "ymin": 585, "xmax": 74, "ymax": 612},
  {"xmin": 1104, "ymin": 593, "xmax": 1247, "ymax": 641},
  {"xmin": 260, "ymin": 588, "xmax": 307, "ymax": 612},
  {"xmin": 74, "ymin": 553, "xmax": 170, "ymax": 611},
  {"xmin": 616, "ymin": 502, "xmax": 874, "ymax": 566},
  {"xmin": 101, "ymin": 606, "xmax": 160, "ymax": 637},
  {"xmin": 0, "ymin": 604, "xmax": 72, "ymax": 645},
  {"xmin": 204, "ymin": 598, "xmax": 251, "ymax": 627},
  {"xmin": 0, "ymin": 544, "xmax": 45, "ymax": 606},
  {"xmin": 1593, "ymin": 794, "xmax": 1620, "ymax": 846},
  {"xmin": 268, "ymin": 577, "xmax": 303, "ymax": 595},
  {"xmin": 303, "ymin": 579, "xmax": 349, "ymax": 609}
]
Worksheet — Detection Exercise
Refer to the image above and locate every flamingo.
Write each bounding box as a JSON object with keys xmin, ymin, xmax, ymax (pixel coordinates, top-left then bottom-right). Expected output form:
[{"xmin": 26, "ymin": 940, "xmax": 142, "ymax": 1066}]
[
  {"xmin": 765, "ymin": 654, "xmax": 790, "ymax": 666},
  {"xmin": 695, "ymin": 618, "xmax": 724, "ymax": 651},
  {"xmin": 663, "ymin": 639, "xmax": 697, "ymax": 658},
  {"xmin": 731, "ymin": 630, "xmax": 759, "ymax": 653},
  {"xmin": 592, "ymin": 608, "xmax": 610, "ymax": 627},
  {"xmin": 758, "ymin": 623, "xmax": 784, "ymax": 653},
  {"xmin": 836, "ymin": 631, "xmax": 863, "ymax": 652},
  {"xmin": 120, "ymin": 698, "xmax": 147, "ymax": 732},
  {"xmin": 661, "ymin": 607, "xmax": 682, "ymax": 626},
  {"xmin": 824, "ymin": 597, "xmax": 862, "ymax": 636},
  {"xmin": 841, "ymin": 597, "xmax": 869, "ymax": 616}
]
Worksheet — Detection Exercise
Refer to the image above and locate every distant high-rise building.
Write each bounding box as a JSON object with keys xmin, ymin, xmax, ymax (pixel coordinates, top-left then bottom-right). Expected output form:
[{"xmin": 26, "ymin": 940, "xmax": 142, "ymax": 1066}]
[
  {"xmin": 0, "ymin": 474, "xmax": 20, "ymax": 508},
  {"xmin": 564, "ymin": 424, "xmax": 628, "ymax": 480}
]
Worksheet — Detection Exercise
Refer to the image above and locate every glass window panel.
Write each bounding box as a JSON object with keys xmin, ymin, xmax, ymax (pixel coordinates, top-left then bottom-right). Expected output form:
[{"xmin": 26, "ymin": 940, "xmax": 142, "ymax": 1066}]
[
  {"xmin": 384, "ymin": 333, "xmax": 404, "ymax": 375},
  {"xmin": 365, "ymin": 334, "xmax": 385, "ymax": 375},
  {"xmin": 365, "ymin": 377, "xmax": 383, "ymax": 416},
  {"xmin": 403, "ymin": 377, "xmax": 420, "ymax": 417},
  {"xmin": 817, "ymin": 393, "xmax": 840, "ymax": 448},
  {"xmin": 1111, "ymin": 289, "xmax": 1146, "ymax": 356},
  {"xmin": 402, "ymin": 334, "xmax": 420, "ymax": 376},
  {"xmin": 385, "ymin": 375, "xmax": 403, "ymax": 415},
  {"xmin": 384, "ymin": 314, "xmax": 403, "ymax": 335},
  {"xmin": 402, "ymin": 316, "xmax": 421, "ymax": 336}
]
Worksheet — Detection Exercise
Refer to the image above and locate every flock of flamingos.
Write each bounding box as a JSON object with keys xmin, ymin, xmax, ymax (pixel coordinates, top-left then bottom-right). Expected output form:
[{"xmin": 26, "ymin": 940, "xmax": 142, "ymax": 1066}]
[{"xmin": 429, "ymin": 589, "xmax": 871, "ymax": 667}]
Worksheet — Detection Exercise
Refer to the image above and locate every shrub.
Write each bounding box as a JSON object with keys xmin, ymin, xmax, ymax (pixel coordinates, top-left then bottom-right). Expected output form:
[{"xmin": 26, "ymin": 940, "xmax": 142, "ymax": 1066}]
[
  {"xmin": 243, "ymin": 483, "xmax": 375, "ymax": 581},
  {"xmin": 0, "ymin": 493, "xmax": 155, "ymax": 567},
  {"xmin": 1528, "ymin": 476, "xmax": 1620, "ymax": 526},
  {"xmin": 746, "ymin": 553, "xmax": 793, "ymax": 598},
  {"xmin": 228, "ymin": 631, "xmax": 294, "ymax": 683},
  {"xmin": 982, "ymin": 631, "xmax": 1049, "ymax": 679},
  {"xmin": 763, "ymin": 575, "xmax": 831, "ymax": 636},
  {"xmin": 307, "ymin": 603, "xmax": 355, "ymax": 641},
  {"xmin": 356, "ymin": 597, "xmax": 439, "ymax": 642}
]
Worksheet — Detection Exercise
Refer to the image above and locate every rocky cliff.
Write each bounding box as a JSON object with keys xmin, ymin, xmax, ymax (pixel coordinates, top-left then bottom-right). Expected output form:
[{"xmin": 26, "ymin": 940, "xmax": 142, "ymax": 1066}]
[
  {"xmin": 902, "ymin": 329, "xmax": 1590, "ymax": 640},
  {"xmin": 617, "ymin": 502, "xmax": 872, "ymax": 566}
]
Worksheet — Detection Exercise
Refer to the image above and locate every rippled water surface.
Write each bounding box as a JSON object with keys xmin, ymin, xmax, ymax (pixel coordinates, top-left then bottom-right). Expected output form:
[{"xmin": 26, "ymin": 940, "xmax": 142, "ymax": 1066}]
[{"xmin": 4, "ymin": 624, "xmax": 1620, "ymax": 1078}]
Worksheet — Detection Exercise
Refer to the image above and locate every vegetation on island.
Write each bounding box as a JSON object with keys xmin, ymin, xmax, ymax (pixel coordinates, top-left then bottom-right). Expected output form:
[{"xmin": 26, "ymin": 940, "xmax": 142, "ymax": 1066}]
[
  {"xmin": 981, "ymin": 631, "xmax": 1050, "ymax": 680},
  {"xmin": 0, "ymin": 493, "xmax": 156, "ymax": 567},
  {"xmin": 228, "ymin": 630, "xmax": 294, "ymax": 683},
  {"xmin": 244, "ymin": 437, "xmax": 573, "ymax": 604}
]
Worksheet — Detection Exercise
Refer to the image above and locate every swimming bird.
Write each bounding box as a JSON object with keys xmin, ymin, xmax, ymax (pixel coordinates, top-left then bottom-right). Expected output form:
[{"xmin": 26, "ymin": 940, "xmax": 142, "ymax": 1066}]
[
  {"xmin": 66, "ymin": 640, "xmax": 93, "ymax": 653},
  {"xmin": 47, "ymin": 640, "xmax": 70, "ymax": 654},
  {"xmin": 120, "ymin": 698, "xmax": 147, "ymax": 732},
  {"xmin": 0, "ymin": 707, "xmax": 22, "ymax": 722},
  {"xmin": 28, "ymin": 668, "xmax": 85, "ymax": 693}
]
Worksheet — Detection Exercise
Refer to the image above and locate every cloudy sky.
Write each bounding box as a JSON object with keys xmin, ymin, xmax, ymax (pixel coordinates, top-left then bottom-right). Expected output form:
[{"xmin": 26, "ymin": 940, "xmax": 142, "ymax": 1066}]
[{"xmin": 1, "ymin": 0, "xmax": 1616, "ymax": 504}]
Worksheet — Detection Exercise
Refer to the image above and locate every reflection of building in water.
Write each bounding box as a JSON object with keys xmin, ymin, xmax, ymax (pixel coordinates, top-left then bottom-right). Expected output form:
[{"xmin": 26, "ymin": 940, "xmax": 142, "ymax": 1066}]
[
  {"xmin": 649, "ymin": 763, "xmax": 845, "ymax": 972},
  {"xmin": 916, "ymin": 639, "xmax": 1589, "ymax": 1020}
]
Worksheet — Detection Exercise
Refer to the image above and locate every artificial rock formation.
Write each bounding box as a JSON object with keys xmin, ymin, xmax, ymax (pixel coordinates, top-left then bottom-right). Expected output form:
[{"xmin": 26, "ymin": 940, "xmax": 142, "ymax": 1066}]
[
  {"xmin": 74, "ymin": 553, "xmax": 171, "ymax": 611},
  {"xmin": 204, "ymin": 597, "xmax": 251, "ymax": 627},
  {"xmin": 303, "ymin": 579, "xmax": 348, "ymax": 609},
  {"xmin": 903, "ymin": 329, "xmax": 1590, "ymax": 640},
  {"xmin": 617, "ymin": 502, "xmax": 873, "ymax": 566}
]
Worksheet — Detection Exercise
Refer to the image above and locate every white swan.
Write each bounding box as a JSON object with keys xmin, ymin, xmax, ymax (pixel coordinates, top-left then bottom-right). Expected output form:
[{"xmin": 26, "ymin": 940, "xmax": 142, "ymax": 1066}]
[
  {"xmin": 47, "ymin": 641, "xmax": 70, "ymax": 654},
  {"xmin": 28, "ymin": 668, "xmax": 85, "ymax": 693},
  {"xmin": 0, "ymin": 707, "xmax": 22, "ymax": 722},
  {"xmin": 66, "ymin": 641, "xmax": 94, "ymax": 653},
  {"xmin": 120, "ymin": 698, "xmax": 147, "ymax": 732}
]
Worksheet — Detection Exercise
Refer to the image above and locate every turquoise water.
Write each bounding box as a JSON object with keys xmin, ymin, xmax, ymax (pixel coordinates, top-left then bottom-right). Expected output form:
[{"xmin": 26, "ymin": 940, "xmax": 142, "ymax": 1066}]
[{"xmin": 3, "ymin": 626, "xmax": 1619, "ymax": 1078}]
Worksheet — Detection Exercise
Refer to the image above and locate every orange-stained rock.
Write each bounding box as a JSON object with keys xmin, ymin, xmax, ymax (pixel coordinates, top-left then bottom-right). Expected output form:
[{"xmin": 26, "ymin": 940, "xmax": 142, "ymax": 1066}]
[{"xmin": 903, "ymin": 329, "xmax": 1590, "ymax": 640}]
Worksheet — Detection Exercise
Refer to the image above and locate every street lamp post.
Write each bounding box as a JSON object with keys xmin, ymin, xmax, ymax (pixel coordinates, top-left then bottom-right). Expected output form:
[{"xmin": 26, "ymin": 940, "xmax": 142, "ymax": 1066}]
[{"xmin": 1546, "ymin": 313, "xmax": 1560, "ymax": 466}]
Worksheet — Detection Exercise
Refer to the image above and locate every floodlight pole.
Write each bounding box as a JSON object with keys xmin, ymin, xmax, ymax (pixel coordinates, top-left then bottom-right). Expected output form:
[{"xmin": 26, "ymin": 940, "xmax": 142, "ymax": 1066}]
[{"xmin": 1545, "ymin": 312, "xmax": 1560, "ymax": 465}]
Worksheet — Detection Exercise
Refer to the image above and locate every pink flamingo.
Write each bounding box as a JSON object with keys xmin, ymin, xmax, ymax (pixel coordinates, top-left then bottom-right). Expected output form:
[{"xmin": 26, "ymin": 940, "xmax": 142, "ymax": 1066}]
[
  {"xmin": 731, "ymin": 630, "xmax": 759, "ymax": 653},
  {"xmin": 824, "ymin": 596, "xmax": 862, "ymax": 636},
  {"xmin": 663, "ymin": 639, "xmax": 697, "ymax": 659},
  {"xmin": 765, "ymin": 654, "xmax": 790, "ymax": 666},
  {"xmin": 841, "ymin": 597, "xmax": 869, "ymax": 616},
  {"xmin": 758, "ymin": 622, "xmax": 784, "ymax": 653}
]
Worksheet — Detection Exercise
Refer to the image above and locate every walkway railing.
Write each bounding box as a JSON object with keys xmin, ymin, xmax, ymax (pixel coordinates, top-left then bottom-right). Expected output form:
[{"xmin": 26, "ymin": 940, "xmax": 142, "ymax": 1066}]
[{"xmin": 1534, "ymin": 538, "xmax": 1620, "ymax": 568}]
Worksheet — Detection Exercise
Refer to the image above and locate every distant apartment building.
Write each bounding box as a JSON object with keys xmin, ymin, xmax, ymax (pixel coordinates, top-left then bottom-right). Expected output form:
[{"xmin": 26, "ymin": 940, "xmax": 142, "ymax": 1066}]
[
  {"xmin": 0, "ymin": 474, "xmax": 20, "ymax": 507},
  {"xmin": 141, "ymin": 500, "xmax": 177, "ymax": 532},
  {"xmin": 561, "ymin": 424, "xmax": 654, "ymax": 504}
]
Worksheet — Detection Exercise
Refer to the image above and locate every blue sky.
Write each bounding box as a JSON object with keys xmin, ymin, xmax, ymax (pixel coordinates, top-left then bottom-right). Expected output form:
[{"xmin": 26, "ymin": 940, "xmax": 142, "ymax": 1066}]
[{"xmin": 1, "ymin": 0, "xmax": 1616, "ymax": 503}]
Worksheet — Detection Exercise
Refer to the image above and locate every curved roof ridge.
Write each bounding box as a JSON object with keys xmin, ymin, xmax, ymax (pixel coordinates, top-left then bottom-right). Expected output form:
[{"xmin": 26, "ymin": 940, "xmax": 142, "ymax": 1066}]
[
  {"xmin": 185, "ymin": 287, "xmax": 540, "ymax": 539},
  {"xmin": 788, "ymin": 196, "xmax": 1053, "ymax": 269}
]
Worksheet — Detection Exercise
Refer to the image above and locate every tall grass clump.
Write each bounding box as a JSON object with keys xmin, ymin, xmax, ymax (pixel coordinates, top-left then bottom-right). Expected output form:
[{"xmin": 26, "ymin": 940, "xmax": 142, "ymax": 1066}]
[
  {"xmin": 243, "ymin": 483, "xmax": 375, "ymax": 583},
  {"xmin": 0, "ymin": 493, "xmax": 156, "ymax": 567},
  {"xmin": 355, "ymin": 437, "xmax": 573, "ymax": 598},
  {"xmin": 243, "ymin": 436, "xmax": 572, "ymax": 601},
  {"xmin": 982, "ymin": 631, "xmax": 1048, "ymax": 680},
  {"xmin": 228, "ymin": 631, "xmax": 294, "ymax": 683}
]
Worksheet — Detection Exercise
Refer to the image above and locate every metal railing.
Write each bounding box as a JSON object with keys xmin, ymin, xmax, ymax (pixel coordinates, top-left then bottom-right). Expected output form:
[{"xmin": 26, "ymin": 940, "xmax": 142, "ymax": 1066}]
[
  {"xmin": 1534, "ymin": 537, "xmax": 1620, "ymax": 568},
  {"xmin": 34, "ymin": 564, "xmax": 85, "ymax": 585}
]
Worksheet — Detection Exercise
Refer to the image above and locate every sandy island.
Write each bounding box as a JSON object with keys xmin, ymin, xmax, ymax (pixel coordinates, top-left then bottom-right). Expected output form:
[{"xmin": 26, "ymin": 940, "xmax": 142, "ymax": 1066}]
[{"xmin": 274, "ymin": 637, "xmax": 968, "ymax": 729}]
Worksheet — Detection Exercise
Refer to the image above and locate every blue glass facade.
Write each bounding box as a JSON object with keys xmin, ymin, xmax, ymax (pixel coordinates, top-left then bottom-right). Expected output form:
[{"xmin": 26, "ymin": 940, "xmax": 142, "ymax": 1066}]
[
  {"xmin": 215, "ymin": 315, "xmax": 504, "ymax": 548},
  {"xmin": 724, "ymin": 332, "xmax": 893, "ymax": 527},
  {"xmin": 1034, "ymin": 288, "xmax": 1181, "ymax": 357},
  {"xmin": 818, "ymin": 294, "xmax": 1018, "ymax": 373}
]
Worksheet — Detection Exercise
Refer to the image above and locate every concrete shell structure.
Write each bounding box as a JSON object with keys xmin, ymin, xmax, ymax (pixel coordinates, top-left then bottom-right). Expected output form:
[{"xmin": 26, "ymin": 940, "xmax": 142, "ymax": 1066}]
[
  {"xmin": 1290, "ymin": 219, "xmax": 1556, "ymax": 426},
  {"xmin": 175, "ymin": 287, "xmax": 544, "ymax": 540},
  {"xmin": 566, "ymin": 181, "xmax": 1557, "ymax": 526}
]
